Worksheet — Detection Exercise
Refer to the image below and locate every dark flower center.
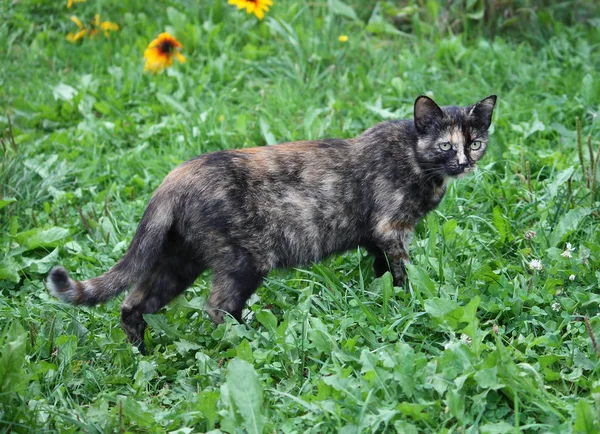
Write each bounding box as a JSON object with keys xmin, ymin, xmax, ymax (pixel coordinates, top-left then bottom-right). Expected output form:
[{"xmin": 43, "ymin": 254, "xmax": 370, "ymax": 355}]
[{"xmin": 158, "ymin": 40, "xmax": 175, "ymax": 55}]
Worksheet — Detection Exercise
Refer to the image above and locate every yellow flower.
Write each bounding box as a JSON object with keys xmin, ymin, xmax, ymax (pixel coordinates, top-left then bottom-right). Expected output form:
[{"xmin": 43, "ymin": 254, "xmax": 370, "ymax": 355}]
[
  {"xmin": 92, "ymin": 14, "xmax": 119, "ymax": 37},
  {"xmin": 228, "ymin": 0, "xmax": 273, "ymax": 20},
  {"xmin": 143, "ymin": 32, "xmax": 186, "ymax": 74},
  {"xmin": 66, "ymin": 16, "xmax": 87, "ymax": 42},
  {"xmin": 338, "ymin": 35, "xmax": 348, "ymax": 42},
  {"xmin": 66, "ymin": 28, "xmax": 87, "ymax": 42},
  {"xmin": 67, "ymin": 0, "xmax": 86, "ymax": 8},
  {"xmin": 66, "ymin": 14, "xmax": 118, "ymax": 43}
]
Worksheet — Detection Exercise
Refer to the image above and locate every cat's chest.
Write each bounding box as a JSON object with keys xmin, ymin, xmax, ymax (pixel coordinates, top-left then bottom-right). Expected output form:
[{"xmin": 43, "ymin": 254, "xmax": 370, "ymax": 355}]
[
  {"xmin": 430, "ymin": 179, "xmax": 448, "ymax": 204},
  {"xmin": 402, "ymin": 179, "xmax": 448, "ymax": 218}
]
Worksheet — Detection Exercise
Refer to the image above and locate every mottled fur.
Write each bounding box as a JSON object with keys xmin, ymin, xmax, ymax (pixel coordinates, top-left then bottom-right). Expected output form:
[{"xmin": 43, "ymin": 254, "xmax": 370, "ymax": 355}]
[{"xmin": 47, "ymin": 95, "xmax": 496, "ymax": 351}]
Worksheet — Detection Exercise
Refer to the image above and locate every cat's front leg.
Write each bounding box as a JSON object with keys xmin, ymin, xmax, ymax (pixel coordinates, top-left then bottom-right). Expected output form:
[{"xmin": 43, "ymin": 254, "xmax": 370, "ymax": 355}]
[
  {"xmin": 385, "ymin": 250, "xmax": 410, "ymax": 287},
  {"xmin": 372, "ymin": 222, "xmax": 413, "ymax": 287}
]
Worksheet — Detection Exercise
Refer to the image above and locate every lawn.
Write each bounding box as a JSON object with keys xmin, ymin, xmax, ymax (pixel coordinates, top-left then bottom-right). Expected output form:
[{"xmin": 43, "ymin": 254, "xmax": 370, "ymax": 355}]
[{"xmin": 1, "ymin": 0, "xmax": 600, "ymax": 432}]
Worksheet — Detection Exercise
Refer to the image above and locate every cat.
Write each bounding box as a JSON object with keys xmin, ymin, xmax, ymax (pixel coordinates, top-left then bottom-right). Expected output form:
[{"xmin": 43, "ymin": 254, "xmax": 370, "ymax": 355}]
[{"xmin": 47, "ymin": 94, "xmax": 496, "ymax": 352}]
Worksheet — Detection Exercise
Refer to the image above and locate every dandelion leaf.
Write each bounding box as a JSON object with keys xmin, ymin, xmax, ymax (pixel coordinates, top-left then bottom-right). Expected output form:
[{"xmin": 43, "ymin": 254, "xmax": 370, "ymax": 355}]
[
  {"xmin": 0, "ymin": 322, "xmax": 27, "ymax": 399},
  {"xmin": 226, "ymin": 358, "xmax": 265, "ymax": 434}
]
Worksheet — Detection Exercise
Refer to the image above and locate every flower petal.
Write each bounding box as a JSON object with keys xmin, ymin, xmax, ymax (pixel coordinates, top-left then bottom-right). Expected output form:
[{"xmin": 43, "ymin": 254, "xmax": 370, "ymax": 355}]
[{"xmin": 70, "ymin": 15, "xmax": 84, "ymax": 29}]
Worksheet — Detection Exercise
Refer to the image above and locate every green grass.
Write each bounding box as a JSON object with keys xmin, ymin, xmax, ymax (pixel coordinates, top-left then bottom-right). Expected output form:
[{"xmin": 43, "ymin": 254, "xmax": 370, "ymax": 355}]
[{"xmin": 1, "ymin": 0, "xmax": 600, "ymax": 432}]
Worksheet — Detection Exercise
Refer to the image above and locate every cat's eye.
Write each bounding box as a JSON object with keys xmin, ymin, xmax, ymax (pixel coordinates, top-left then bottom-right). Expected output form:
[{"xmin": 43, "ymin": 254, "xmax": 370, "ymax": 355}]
[
  {"xmin": 439, "ymin": 142, "xmax": 452, "ymax": 151},
  {"xmin": 470, "ymin": 141, "xmax": 482, "ymax": 150}
]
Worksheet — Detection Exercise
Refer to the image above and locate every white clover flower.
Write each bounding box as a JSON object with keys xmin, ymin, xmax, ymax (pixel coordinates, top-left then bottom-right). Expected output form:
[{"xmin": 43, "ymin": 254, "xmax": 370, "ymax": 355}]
[
  {"xmin": 460, "ymin": 334, "xmax": 472, "ymax": 346},
  {"xmin": 569, "ymin": 274, "xmax": 576, "ymax": 281},
  {"xmin": 524, "ymin": 230, "xmax": 536, "ymax": 240},
  {"xmin": 551, "ymin": 302, "xmax": 561, "ymax": 312},
  {"xmin": 561, "ymin": 242, "xmax": 575, "ymax": 259},
  {"xmin": 529, "ymin": 259, "xmax": 543, "ymax": 271}
]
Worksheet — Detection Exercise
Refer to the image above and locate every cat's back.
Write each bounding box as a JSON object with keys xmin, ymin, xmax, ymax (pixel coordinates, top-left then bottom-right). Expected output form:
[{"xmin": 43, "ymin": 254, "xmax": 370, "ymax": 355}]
[{"xmin": 162, "ymin": 138, "xmax": 355, "ymax": 191}]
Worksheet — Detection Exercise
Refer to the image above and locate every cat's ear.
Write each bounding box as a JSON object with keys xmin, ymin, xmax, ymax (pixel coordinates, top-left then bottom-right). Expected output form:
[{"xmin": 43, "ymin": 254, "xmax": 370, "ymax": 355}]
[
  {"xmin": 468, "ymin": 95, "xmax": 497, "ymax": 129},
  {"xmin": 414, "ymin": 96, "xmax": 444, "ymax": 133}
]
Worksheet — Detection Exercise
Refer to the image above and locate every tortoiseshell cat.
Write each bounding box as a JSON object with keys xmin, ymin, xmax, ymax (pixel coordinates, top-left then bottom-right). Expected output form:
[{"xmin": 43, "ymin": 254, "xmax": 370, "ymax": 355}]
[{"xmin": 48, "ymin": 95, "xmax": 497, "ymax": 351}]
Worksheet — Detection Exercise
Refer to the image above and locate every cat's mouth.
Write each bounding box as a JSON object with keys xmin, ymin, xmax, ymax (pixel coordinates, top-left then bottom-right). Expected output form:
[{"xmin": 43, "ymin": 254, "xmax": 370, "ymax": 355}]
[{"xmin": 446, "ymin": 164, "xmax": 475, "ymax": 178}]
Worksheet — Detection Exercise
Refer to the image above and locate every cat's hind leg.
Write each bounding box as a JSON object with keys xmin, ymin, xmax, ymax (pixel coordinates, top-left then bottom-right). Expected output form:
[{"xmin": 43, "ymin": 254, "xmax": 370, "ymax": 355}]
[
  {"xmin": 364, "ymin": 244, "xmax": 391, "ymax": 278},
  {"xmin": 120, "ymin": 260, "xmax": 202, "ymax": 353},
  {"xmin": 206, "ymin": 259, "xmax": 265, "ymax": 324}
]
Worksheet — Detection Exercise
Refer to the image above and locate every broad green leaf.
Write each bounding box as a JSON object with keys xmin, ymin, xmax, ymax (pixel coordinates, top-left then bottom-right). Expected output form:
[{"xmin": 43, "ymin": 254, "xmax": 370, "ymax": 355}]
[
  {"xmin": 134, "ymin": 360, "xmax": 157, "ymax": 392},
  {"xmin": 492, "ymin": 205, "xmax": 509, "ymax": 244},
  {"xmin": 442, "ymin": 219, "xmax": 458, "ymax": 243},
  {"xmin": 405, "ymin": 264, "xmax": 436, "ymax": 298},
  {"xmin": 546, "ymin": 166, "xmax": 575, "ymax": 198},
  {"xmin": 0, "ymin": 197, "xmax": 16, "ymax": 210},
  {"xmin": 460, "ymin": 296, "xmax": 481, "ymax": 338},
  {"xmin": 166, "ymin": 7, "xmax": 187, "ymax": 29},
  {"xmin": 121, "ymin": 398, "xmax": 154, "ymax": 427},
  {"xmin": 24, "ymin": 248, "xmax": 59, "ymax": 274},
  {"xmin": 329, "ymin": 0, "xmax": 358, "ymax": 20},
  {"xmin": 93, "ymin": 101, "xmax": 112, "ymax": 115},
  {"xmin": 549, "ymin": 207, "xmax": 591, "ymax": 246},
  {"xmin": 424, "ymin": 298, "xmax": 463, "ymax": 329},
  {"xmin": 236, "ymin": 113, "xmax": 247, "ymax": 135},
  {"xmin": 0, "ymin": 263, "xmax": 20, "ymax": 284},
  {"xmin": 144, "ymin": 313, "xmax": 185, "ymax": 339},
  {"xmin": 395, "ymin": 402, "xmax": 431, "ymax": 422},
  {"xmin": 14, "ymin": 227, "xmax": 70, "ymax": 251},
  {"xmin": 366, "ymin": 20, "xmax": 402, "ymax": 36},
  {"xmin": 227, "ymin": 358, "xmax": 265, "ymax": 434},
  {"xmin": 197, "ymin": 390, "xmax": 220, "ymax": 430},
  {"xmin": 446, "ymin": 388, "xmax": 465, "ymax": 423},
  {"xmin": 364, "ymin": 97, "xmax": 398, "ymax": 119},
  {"xmin": 426, "ymin": 0, "xmax": 440, "ymax": 18},
  {"xmin": 393, "ymin": 343, "xmax": 416, "ymax": 397},
  {"xmin": 581, "ymin": 73, "xmax": 595, "ymax": 105},
  {"xmin": 196, "ymin": 351, "xmax": 218, "ymax": 374},
  {"xmin": 0, "ymin": 321, "xmax": 27, "ymax": 397},
  {"xmin": 574, "ymin": 398, "xmax": 597, "ymax": 434},
  {"xmin": 256, "ymin": 309, "xmax": 277, "ymax": 335},
  {"xmin": 323, "ymin": 373, "xmax": 354, "ymax": 394},
  {"xmin": 9, "ymin": 215, "xmax": 18, "ymax": 235},
  {"xmin": 174, "ymin": 340, "xmax": 201, "ymax": 355},
  {"xmin": 466, "ymin": 7, "xmax": 485, "ymax": 20},
  {"xmin": 52, "ymin": 83, "xmax": 77, "ymax": 102},
  {"xmin": 381, "ymin": 271, "xmax": 394, "ymax": 318},
  {"xmin": 156, "ymin": 93, "xmax": 189, "ymax": 116},
  {"xmin": 360, "ymin": 349, "xmax": 391, "ymax": 397},
  {"xmin": 308, "ymin": 317, "xmax": 335, "ymax": 353},
  {"xmin": 236, "ymin": 339, "xmax": 254, "ymax": 364},
  {"xmin": 474, "ymin": 367, "xmax": 504, "ymax": 390},
  {"xmin": 393, "ymin": 421, "xmax": 419, "ymax": 434},
  {"xmin": 511, "ymin": 116, "xmax": 545, "ymax": 139},
  {"xmin": 480, "ymin": 422, "xmax": 516, "ymax": 434},
  {"xmin": 55, "ymin": 335, "xmax": 77, "ymax": 365}
]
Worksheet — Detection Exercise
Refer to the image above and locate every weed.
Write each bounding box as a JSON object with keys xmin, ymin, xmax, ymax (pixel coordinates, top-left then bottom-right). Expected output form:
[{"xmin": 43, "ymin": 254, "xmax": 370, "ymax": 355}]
[{"xmin": 1, "ymin": 0, "xmax": 599, "ymax": 432}]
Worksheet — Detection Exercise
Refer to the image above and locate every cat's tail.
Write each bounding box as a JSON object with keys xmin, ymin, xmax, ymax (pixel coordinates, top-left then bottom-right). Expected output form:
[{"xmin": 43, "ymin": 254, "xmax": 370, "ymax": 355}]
[{"xmin": 47, "ymin": 192, "xmax": 175, "ymax": 306}]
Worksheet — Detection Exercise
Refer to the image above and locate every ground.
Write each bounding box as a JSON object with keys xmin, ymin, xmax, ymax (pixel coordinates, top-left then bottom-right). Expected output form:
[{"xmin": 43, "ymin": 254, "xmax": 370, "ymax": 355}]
[{"xmin": 1, "ymin": 0, "xmax": 599, "ymax": 432}]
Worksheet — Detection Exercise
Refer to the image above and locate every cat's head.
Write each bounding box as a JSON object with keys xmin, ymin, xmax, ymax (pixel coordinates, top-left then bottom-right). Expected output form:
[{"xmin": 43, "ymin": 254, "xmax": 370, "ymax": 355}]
[{"xmin": 413, "ymin": 95, "xmax": 496, "ymax": 179}]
